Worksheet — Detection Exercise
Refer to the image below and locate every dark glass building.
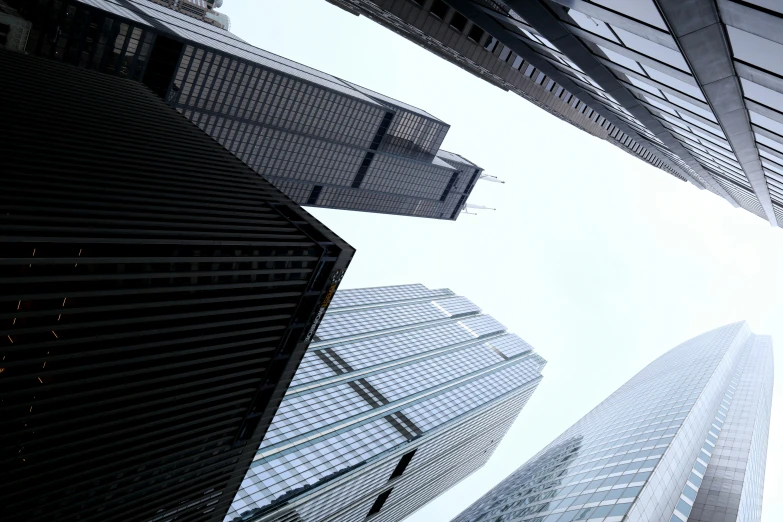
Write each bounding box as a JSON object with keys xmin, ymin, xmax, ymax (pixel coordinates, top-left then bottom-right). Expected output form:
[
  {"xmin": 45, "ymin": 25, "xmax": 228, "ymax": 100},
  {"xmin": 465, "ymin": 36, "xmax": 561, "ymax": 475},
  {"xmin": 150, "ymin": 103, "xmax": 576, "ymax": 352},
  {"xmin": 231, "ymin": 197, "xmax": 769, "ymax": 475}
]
[
  {"xmin": 226, "ymin": 284, "xmax": 546, "ymax": 522},
  {"xmin": 453, "ymin": 322, "xmax": 773, "ymax": 522},
  {"xmin": 0, "ymin": 50, "xmax": 353, "ymax": 522},
  {"xmin": 8, "ymin": 0, "xmax": 485, "ymax": 220},
  {"xmin": 328, "ymin": 0, "xmax": 783, "ymax": 227}
]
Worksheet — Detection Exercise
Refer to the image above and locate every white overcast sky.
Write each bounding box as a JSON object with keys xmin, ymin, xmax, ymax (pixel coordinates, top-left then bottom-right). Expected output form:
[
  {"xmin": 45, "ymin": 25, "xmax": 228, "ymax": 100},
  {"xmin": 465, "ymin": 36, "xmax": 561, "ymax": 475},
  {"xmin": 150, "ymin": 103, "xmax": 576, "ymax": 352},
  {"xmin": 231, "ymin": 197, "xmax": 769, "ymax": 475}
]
[{"xmin": 224, "ymin": 2, "xmax": 782, "ymax": 520}]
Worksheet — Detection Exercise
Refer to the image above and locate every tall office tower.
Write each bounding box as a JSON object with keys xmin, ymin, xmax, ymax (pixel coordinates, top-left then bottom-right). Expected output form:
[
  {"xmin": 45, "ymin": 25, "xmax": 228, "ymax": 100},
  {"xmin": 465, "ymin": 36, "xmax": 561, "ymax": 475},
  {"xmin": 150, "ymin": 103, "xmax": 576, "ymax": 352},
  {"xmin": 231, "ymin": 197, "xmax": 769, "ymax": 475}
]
[
  {"xmin": 10, "ymin": 0, "xmax": 485, "ymax": 220},
  {"xmin": 453, "ymin": 322, "xmax": 773, "ymax": 522},
  {"xmin": 226, "ymin": 284, "xmax": 547, "ymax": 522},
  {"xmin": 0, "ymin": 50, "xmax": 353, "ymax": 522},
  {"xmin": 328, "ymin": 0, "xmax": 783, "ymax": 227}
]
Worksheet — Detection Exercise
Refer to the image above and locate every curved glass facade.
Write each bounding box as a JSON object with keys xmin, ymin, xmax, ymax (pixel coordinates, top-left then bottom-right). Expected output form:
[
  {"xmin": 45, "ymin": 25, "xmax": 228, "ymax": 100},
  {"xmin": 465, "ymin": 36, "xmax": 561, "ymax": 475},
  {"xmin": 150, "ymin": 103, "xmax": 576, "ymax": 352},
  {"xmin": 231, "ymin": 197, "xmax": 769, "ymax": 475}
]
[{"xmin": 226, "ymin": 284, "xmax": 546, "ymax": 522}]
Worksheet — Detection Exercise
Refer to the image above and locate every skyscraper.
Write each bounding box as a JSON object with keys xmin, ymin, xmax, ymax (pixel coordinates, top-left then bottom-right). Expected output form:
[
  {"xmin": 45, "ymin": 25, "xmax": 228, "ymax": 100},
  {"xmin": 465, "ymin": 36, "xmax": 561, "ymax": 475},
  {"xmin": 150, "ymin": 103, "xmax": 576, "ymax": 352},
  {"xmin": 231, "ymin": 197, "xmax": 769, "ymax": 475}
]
[
  {"xmin": 10, "ymin": 0, "xmax": 486, "ymax": 220},
  {"xmin": 226, "ymin": 284, "xmax": 547, "ymax": 522},
  {"xmin": 327, "ymin": 0, "xmax": 783, "ymax": 227},
  {"xmin": 453, "ymin": 322, "xmax": 773, "ymax": 522},
  {"xmin": 0, "ymin": 50, "xmax": 353, "ymax": 522}
]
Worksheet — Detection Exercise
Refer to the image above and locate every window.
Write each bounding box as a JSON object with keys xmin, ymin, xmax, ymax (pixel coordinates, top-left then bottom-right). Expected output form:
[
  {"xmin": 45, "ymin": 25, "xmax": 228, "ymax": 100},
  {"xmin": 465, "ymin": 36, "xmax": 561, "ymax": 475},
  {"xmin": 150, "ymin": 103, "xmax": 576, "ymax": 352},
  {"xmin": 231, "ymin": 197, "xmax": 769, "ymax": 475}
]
[
  {"xmin": 609, "ymin": 502, "xmax": 631, "ymax": 516},
  {"xmin": 450, "ymin": 12, "xmax": 468, "ymax": 32},
  {"xmin": 389, "ymin": 449, "xmax": 417, "ymax": 480},
  {"xmin": 591, "ymin": 505, "xmax": 613, "ymax": 518},
  {"xmin": 484, "ymin": 36, "xmax": 499, "ymax": 52},
  {"xmin": 306, "ymin": 185, "xmax": 323, "ymax": 205},
  {"xmin": 467, "ymin": 25, "xmax": 484, "ymax": 43},
  {"xmin": 676, "ymin": 499, "xmax": 692, "ymax": 517},
  {"xmin": 367, "ymin": 489, "xmax": 392, "ymax": 518},
  {"xmin": 429, "ymin": 0, "xmax": 449, "ymax": 20},
  {"xmin": 499, "ymin": 46, "xmax": 511, "ymax": 61},
  {"xmin": 0, "ymin": 23, "xmax": 10, "ymax": 47}
]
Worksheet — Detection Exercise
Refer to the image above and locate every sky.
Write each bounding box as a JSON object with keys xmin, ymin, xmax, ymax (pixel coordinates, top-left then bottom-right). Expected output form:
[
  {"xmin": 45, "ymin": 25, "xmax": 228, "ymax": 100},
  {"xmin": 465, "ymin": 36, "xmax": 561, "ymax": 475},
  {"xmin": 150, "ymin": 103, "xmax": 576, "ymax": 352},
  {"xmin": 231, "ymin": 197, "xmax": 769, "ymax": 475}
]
[{"xmin": 222, "ymin": 2, "xmax": 783, "ymax": 520}]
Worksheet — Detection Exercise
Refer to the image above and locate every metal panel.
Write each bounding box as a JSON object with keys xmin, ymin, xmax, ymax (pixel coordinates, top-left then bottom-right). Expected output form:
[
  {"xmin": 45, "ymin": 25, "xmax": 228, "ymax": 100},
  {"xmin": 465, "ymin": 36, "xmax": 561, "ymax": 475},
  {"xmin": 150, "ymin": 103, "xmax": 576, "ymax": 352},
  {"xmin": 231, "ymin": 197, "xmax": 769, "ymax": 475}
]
[{"xmin": 655, "ymin": 0, "xmax": 778, "ymax": 226}]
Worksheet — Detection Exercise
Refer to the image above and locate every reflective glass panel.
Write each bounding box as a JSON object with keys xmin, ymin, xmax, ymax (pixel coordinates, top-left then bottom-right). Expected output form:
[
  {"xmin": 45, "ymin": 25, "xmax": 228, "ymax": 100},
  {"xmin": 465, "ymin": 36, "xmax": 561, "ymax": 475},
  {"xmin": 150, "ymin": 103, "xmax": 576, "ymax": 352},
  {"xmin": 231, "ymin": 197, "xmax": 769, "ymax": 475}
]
[
  {"xmin": 727, "ymin": 26, "xmax": 783, "ymax": 77},
  {"xmin": 591, "ymin": 0, "xmax": 667, "ymax": 30},
  {"xmin": 597, "ymin": 44, "xmax": 645, "ymax": 74},
  {"xmin": 613, "ymin": 26, "xmax": 688, "ymax": 70}
]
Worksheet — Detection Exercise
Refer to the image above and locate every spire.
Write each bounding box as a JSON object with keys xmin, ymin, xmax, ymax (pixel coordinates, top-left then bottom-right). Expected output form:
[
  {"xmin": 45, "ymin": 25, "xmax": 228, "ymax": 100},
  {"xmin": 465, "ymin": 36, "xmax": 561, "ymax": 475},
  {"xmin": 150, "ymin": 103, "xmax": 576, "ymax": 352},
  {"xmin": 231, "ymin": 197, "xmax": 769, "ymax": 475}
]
[
  {"xmin": 461, "ymin": 203, "xmax": 496, "ymax": 215},
  {"xmin": 479, "ymin": 174, "xmax": 504, "ymax": 184}
]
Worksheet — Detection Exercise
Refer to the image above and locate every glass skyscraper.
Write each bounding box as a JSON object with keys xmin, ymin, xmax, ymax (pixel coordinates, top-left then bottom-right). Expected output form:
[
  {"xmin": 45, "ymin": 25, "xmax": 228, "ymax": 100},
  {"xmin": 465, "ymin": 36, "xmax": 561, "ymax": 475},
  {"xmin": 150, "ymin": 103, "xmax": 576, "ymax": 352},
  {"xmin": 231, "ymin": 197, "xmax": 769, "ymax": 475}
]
[
  {"xmin": 10, "ymin": 0, "xmax": 485, "ymax": 220},
  {"xmin": 328, "ymin": 0, "xmax": 783, "ymax": 228},
  {"xmin": 226, "ymin": 284, "xmax": 547, "ymax": 522},
  {"xmin": 453, "ymin": 321, "xmax": 773, "ymax": 522}
]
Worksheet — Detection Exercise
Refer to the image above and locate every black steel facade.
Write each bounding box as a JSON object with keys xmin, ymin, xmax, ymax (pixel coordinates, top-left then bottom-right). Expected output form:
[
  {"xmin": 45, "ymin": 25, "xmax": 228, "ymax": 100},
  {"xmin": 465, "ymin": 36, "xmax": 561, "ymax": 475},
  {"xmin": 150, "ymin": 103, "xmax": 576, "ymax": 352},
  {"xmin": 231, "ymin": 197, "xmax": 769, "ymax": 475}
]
[
  {"xmin": 0, "ymin": 50, "xmax": 353, "ymax": 522},
  {"xmin": 8, "ymin": 0, "xmax": 483, "ymax": 220}
]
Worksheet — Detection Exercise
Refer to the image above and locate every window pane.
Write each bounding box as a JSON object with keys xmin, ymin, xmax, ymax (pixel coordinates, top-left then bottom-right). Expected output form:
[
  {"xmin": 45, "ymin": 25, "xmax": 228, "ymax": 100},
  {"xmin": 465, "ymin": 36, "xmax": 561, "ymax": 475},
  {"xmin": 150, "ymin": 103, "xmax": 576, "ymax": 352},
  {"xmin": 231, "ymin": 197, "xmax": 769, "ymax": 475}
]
[
  {"xmin": 676, "ymin": 499, "xmax": 692, "ymax": 517},
  {"xmin": 596, "ymin": 44, "xmax": 645, "ymax": 74},
  {"xmin": 609, "ymin": 502, "xmax": 631, "ymax": 516},
  {"xmin": 744, "ymin": 0, "xmax": 783, "ymax": 15},
  {"xmin": 740, "ymin": 77, "xmax": 783, "ymax": 110},
  {"xmin": 756, "ymin": 132, "xmax": 783, "ymax": 153},
  {"xmin": 727, "ymin": 26, "xmax": 783, "ymax": 77},
  {"xmin": 645, "ymin": 66, "xmax": 704, "ymax": 100},
  {"xmin": 750, "ymin": 110, "xmax": 783, "ymax": 136},
  {"xmin": 665, "ymin": 91, "xmax": 716, "ymax": 121},
  {"xmin": 626, "ymin": 75, "xmax": 663, "ymax": 96},
  {"xmin": 613, "ymin": 26, "xmax": 688, "ymax": 70},
  {"xmin": 591, "ymin": 0, "xmax": 667, "ymax": 30},
  {"xmin": 567, "ymin": 9, "xmax": 620, "ymax": 43}
]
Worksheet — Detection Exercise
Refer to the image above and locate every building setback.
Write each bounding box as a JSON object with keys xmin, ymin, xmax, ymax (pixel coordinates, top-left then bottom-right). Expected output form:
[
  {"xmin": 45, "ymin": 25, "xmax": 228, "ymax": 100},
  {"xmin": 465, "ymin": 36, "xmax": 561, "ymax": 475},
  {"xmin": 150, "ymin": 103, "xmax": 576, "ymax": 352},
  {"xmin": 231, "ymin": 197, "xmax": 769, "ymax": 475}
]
[
  {"xmin": 327, "ymin": 0, "xmax": 783, "ymax": 227},
  {"xmin": 9, "ymin": 0, "xmax": 486, "ymax": 220},
  {"xmin": 0, "ymin": 50, "xmax": 353, "ymax": 522},
  {"xmin": 226, "ymin": 284, "xmax": 546, "ymax": 522},
  {"xmin": 453, "ymin": 322, "xmax": 773, "ymax": 522}
]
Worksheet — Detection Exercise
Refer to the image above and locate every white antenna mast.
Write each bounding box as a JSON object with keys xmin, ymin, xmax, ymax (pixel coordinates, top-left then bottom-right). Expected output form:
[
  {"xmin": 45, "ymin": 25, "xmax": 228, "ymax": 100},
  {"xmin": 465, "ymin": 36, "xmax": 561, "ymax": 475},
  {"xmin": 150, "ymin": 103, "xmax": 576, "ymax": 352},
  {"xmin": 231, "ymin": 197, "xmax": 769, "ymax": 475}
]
[{"xmin": 479, "ymin": 174, "xmax": 504, "ymax": 184}]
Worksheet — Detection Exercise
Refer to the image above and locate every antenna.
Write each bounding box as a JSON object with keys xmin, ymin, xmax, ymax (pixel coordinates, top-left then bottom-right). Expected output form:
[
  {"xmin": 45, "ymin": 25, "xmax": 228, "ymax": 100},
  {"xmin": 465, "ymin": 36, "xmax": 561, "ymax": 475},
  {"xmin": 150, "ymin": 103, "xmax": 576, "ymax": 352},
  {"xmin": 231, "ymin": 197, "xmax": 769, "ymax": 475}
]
[{"xmin": 479, "ymin": 174, "xmax": 505, "ymax": 184}]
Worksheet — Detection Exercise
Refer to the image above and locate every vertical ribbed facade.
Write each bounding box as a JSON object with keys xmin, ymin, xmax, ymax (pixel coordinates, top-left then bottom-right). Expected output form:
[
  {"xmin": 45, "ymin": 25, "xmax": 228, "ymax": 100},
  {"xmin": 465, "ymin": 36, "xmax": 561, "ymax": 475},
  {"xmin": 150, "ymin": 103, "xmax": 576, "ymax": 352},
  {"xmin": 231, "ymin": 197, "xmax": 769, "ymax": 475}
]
[
  {"xmin": 11, "ymin": 0, "xmax": 484, "ymax": 219},
  {"xmin": 325, "ymin": 0, "xmax": 693, "ymax": 182},
  {"xmin": 688, "ymin": 335, "xmax": 773, "ymax": 522},
  {"xmin": 453, "ymin": 322, "xmax": 773, "ymax": 522},
  {"xmin": 0, "ymin": 50, "xmax": 353, "ymax": 522},
  {"xmin": 327, "ymin": 0, "xmax": 783, "ymax": 228},
  {"xmin": 227, "ymin": 284, "xmax": 546, "ymax": 522}
]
